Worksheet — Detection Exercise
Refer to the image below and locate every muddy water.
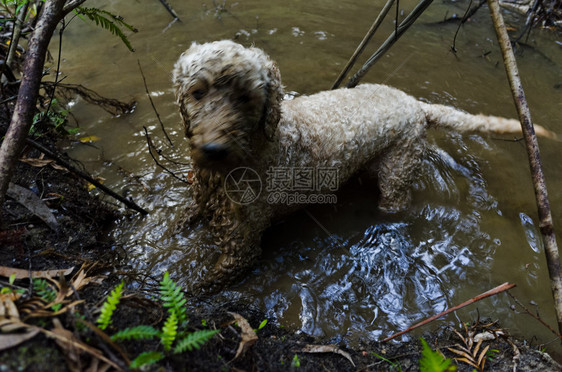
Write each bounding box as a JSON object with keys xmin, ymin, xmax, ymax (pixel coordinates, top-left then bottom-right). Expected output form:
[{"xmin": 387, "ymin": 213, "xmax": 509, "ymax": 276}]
[{"xmin": 55, "ymin": 0, "xmax": 561, "ymax": 350}]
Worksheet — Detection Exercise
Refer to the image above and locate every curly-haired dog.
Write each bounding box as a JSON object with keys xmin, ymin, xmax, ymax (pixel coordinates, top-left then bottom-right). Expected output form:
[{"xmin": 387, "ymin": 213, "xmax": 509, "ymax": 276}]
[{"xmin": 172, "ymin": 40, "xmax": 555, "ymax": 290}]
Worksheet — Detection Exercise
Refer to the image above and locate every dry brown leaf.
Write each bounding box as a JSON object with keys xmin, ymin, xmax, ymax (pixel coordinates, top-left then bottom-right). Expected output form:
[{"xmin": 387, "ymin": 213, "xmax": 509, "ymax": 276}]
[
  {"xmin": 447, "ymin": 346, "xmax": 473, "ymax": 360},
  {"xmin": 19, "ymin": 157, "xmax": 54, "ymax": 167},
  {"xmin": 6, "ymin": 183, "xmax": 58, "ymax": 231},
  {"xmin": 0, "ymin": 266, "xmax": 74, "ymax": 280},
  {"xmin": 85, "ymin": 358, "xmax": 112, "ymax": 372},
  {"xmin": 477, "ymin": 344, "xmax": 490, "ymax": 370},
  {"xmin": 229, "ymin": 312, "xmax": 258, "ymax": 359},
  {"xmin": 0, "ymin": 327, "xmax": 39, "ymax": 351},
  {"xmin": 45, "ymin": 319, "xmax": 122, "ymax": 371},
  {"xmin": 52, "ymin": 319, "xmax": 82, "ymax": 372},
  {"xmin": 0, "ymin": 296, "xmax": 20, "ymax": 319},
  {"xmin": 301, "ymin": 344, "xmax": 355, "ymax": 367},
  {"xmin": 50, "ymin": 163, "xmax": 69, "ymax": 172},
  {"xmin": 70, "ymin": 269, "xmax": 105, "ymax": 292},
  {"xmin": 0, "ymin": 318, "xmax": 28, "ymax": 333}
]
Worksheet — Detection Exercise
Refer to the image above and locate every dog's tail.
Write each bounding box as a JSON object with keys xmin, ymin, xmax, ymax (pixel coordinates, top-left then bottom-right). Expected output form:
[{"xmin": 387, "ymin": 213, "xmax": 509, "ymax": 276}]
[{"xmin": 421, "ymin": 102, "xmax": 557, "ymax": 139}]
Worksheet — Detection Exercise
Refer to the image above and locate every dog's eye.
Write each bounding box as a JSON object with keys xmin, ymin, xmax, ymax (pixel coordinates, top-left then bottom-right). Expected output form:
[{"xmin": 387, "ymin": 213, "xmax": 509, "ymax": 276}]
[
  {"xmin": 191, "ymin": 89, "xmax": 206, "ymax": 101},
  {"xmin": 239, "ymin": 93, "xmax": 251, "ymax": 104}
]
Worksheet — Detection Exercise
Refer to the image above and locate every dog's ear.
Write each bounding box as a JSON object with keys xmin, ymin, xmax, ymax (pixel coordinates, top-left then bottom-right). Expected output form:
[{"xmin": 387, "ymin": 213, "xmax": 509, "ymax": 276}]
[
  {"xmin": 177, "ymin": 94, "xmax": 192, "ymax": 137},
  {"xmin": 172, "ymin": 57, "xmax": 193, "ymax": 137},
  {"xmin": 262, "ymin": 60, "xmax": 283, "ymax": 141}
]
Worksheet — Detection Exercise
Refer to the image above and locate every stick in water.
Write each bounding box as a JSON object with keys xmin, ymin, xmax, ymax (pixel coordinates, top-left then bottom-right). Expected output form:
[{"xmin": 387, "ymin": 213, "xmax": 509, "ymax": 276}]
[{"xmin": 383, "ymin": 282, "xmax": 516, "ymax": 342}]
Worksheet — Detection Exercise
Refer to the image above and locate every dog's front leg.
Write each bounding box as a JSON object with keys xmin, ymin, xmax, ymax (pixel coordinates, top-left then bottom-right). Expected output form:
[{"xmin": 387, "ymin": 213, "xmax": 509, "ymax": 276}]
[{"xmin": 203, "ymin": 222, "xmax": 263, "ymax": 292}]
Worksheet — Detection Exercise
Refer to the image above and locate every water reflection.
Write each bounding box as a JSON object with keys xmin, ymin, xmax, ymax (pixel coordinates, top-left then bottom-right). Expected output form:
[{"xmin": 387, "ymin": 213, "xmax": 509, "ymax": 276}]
[{"xmin": 232, "ymin": 143, "xmax": 500, "ymax": 340}]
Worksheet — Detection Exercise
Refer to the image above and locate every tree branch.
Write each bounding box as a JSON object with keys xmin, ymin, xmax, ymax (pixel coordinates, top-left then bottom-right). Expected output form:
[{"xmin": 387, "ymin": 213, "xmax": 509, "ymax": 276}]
[{"xmin": 487, "ymin": 0, "xmax": 562, "ymax": 336}]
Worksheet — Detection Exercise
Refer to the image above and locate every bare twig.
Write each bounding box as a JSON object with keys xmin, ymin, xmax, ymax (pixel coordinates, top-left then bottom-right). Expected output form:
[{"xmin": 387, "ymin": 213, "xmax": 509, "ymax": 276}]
[
  {"xmin": 143, "ymin": 126, "xmax": 190, "ymax": 184},
  {"xmin": 488, "ymin": 0, "xmax": 562, "ymax": 337},
  {"xmin": 331, "ymin": 0, "xmax": 395, "ymax": 89},
  {"xmin": 345, "ymin": 0, "xmax": 433, "ymax": 88},
  {"xmin": 42, "ymin": 82, "xmax": 136, "ymax": 116},
  {"xmin": 383, "ymin": 282, "xmax": 516, "ymax": 342},
  {"xmin": 507, "ymin": 292, "xmax": 562, "ymax": 340},
  {"xmin": 26, "ymin": 138, "xmax": 148, "ymax": 215},
  {"xmin": 158, "ymin": 0, "xmax": 181, "ymax": 22},
  {"xmin": 138, "ymin": 60, "xmax": 173, "ymax": 147},
  {"xmin": 451, "ymin": 0, "xmax": 474, "ymax": 53}
]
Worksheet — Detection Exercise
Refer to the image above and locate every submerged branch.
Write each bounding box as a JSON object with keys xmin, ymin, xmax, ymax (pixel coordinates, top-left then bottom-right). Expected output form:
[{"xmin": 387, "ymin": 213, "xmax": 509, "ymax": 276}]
[
  {"xmin": 42, "ymin": 82, "xmax": 136, "ymax": 116},
  {"xmin": 138, "ymin": 60, "xmax": 173, "ymax": 146},
  {"xmin": 143, "ymin": 126, "xmax": 190, "ymax": 184}
]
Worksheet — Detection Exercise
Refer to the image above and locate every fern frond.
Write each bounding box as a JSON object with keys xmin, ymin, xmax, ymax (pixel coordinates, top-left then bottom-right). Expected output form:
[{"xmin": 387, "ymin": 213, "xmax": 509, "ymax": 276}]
[
  {"xmin": 161, "ymin": 312, "xmax": 178, "ymax": 351},
  {"xmin": 419, "ymin": 338, "xmax": 456, "ymax": 372},
  {"xmin": 129, "ymin": 351, "xmax": 164, "ymax": 369},
  {"xmin": 111, "ymin": 325, "xmax": 160, "ymax": 341},
  {"xmin": 97, "ymin": 281, "xmax": 124, "ymax": 330},
  {"xmin": 159, "ymin": 272, "xmax": 188, "ymax": 324},
  {"xmin": 76, "ymin": 7, "xmax": 137, "ymax": 52},
  {"xmin": 173, "ymin": 329, "xmax": 220, "ymax": 354},
  {"xmin": 32, "ymin": 278, "xmax": 57, "ymax": 303}
]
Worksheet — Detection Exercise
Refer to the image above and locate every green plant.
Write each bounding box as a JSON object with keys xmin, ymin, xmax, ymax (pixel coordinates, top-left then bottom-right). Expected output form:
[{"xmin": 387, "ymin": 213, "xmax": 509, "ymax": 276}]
[
  {"xmin": 32, "ymin": 278, "xmax": 62, "ymax": 312},
  {"xmin": 100, "ymin": 273, "xmax": 219, "ymax": 369},
  {"xmin": 1, "ymin": 273, "xmax": 25, "ymax": 295},
  {"xmin": 160, "ymin": 271, "xmax": 188, "ymax": 324},
  {"xmin": 255, "ymin": 319, "xmax": 268, "ymax": 333},
  {"xmin": 291, "ymin": 354, "xmax": 301, "ymax": 367},
  {"xmin": 372, "ymin": 352, "xmax": 402, "ymax": 371},
  {"xmin": 75, "ymin": 7, "xmax": 137, "ymax": 52},
  {"xmin": 419, "ymin": 338, "xmax": 456, "ymax": 372},
  {"xmin": 96, "ymin": 281, "xmax": 124, "ymax": 330},
  {"xmin": 30, "ymin": 98, "xmax": 74, "ymax": 137}
]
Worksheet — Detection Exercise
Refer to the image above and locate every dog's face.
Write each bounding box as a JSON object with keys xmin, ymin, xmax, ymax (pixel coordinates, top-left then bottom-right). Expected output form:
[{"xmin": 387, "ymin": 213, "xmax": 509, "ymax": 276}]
[{"xmin": 173, "ymin": 40, "xmax": 282, "ymax": 172}]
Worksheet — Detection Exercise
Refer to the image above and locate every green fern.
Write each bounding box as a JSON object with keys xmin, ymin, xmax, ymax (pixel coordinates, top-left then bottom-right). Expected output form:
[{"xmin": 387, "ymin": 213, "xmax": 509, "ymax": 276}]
[
  {"xmin": 159, "ymin": 272, "xmax": 188, "ymax": 324},
  {"xmin": 32, "ymin": 278, "xmax": 61, "ymax": 311},
  {"xmin": 76, "ymin": 7, "xmax": 137, "ymax": 52},
  {"xmin": 161, "ymin": 312, "xmax": 178, "ymax": 352},
  {"xmin": 111, "ymin": 325, "xmax": 160, "ymax": 341},
  {"xmin": 419, "ymin": 338, "xmax": 457, "ymax": 372},
  {"xmin": 32, "ymin": 278, "xmax": 57, "ymax": 302},
  {"xmin": 97, "ymin": 281, "xmax": 124, "ymax": 330},
  {"xmin": 173, "ymin": 329, "xmax": 220, "ymax": 354},
  {"xmin": 129, "ymin": 351, "xmax": 164, "ymax": 369}
]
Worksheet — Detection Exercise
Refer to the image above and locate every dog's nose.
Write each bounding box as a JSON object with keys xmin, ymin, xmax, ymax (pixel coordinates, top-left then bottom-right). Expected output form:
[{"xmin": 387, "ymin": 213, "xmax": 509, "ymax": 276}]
[{"xmin": 200, "ymin": 143, "xmax": 228, "ymax": 161}]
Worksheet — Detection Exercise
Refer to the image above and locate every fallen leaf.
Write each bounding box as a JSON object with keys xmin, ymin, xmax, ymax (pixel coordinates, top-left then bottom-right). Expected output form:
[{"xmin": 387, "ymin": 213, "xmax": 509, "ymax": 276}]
[
  {"xmin": 50, "ymin": 163, "xmax": 69, "ymax": 172},
  {"xmin": 70, "ymin": 269, "xmax": 105, "ymax": 292},
  {"xmin": 79, "ymin": 135, "xmax": 101, "ymax": 143},
  {"xmin": 52, "ymin": 318, "xmax": 83, "ymax": 372},
  {"xmin": 19, "ymin": 157, "xmax": 54, "ymax": 167},
  {"xmin": 186, "ymin": 170, "xmax": 195, "ymax": 184},
  {"xmin": 228, "ymin": 312, "xmax": 258, "ymax": 359},
  {"xmin": 0, "ymin": 265, "xmax": 74, "ymax": 280},
  {"xmin": 6, "ymin": 183, "xmax": 58, "ymax": 231},
  {"xmin": 48, "ymin": 319, "xmax": 122, "ymax": 371},
  {"xmin": 301, "ymin": 344, "xmax": 355, "ymax": 367},
  {"xmin": 0, "ymin": 327, "xmax": 39, "ymax": 351}
]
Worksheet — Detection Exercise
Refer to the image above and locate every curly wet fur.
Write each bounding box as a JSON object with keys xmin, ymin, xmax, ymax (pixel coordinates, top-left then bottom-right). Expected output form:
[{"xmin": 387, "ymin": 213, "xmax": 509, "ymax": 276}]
[{"xmin": 172, "ymin": 40, "xmax": 555, "ymax": 290}]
